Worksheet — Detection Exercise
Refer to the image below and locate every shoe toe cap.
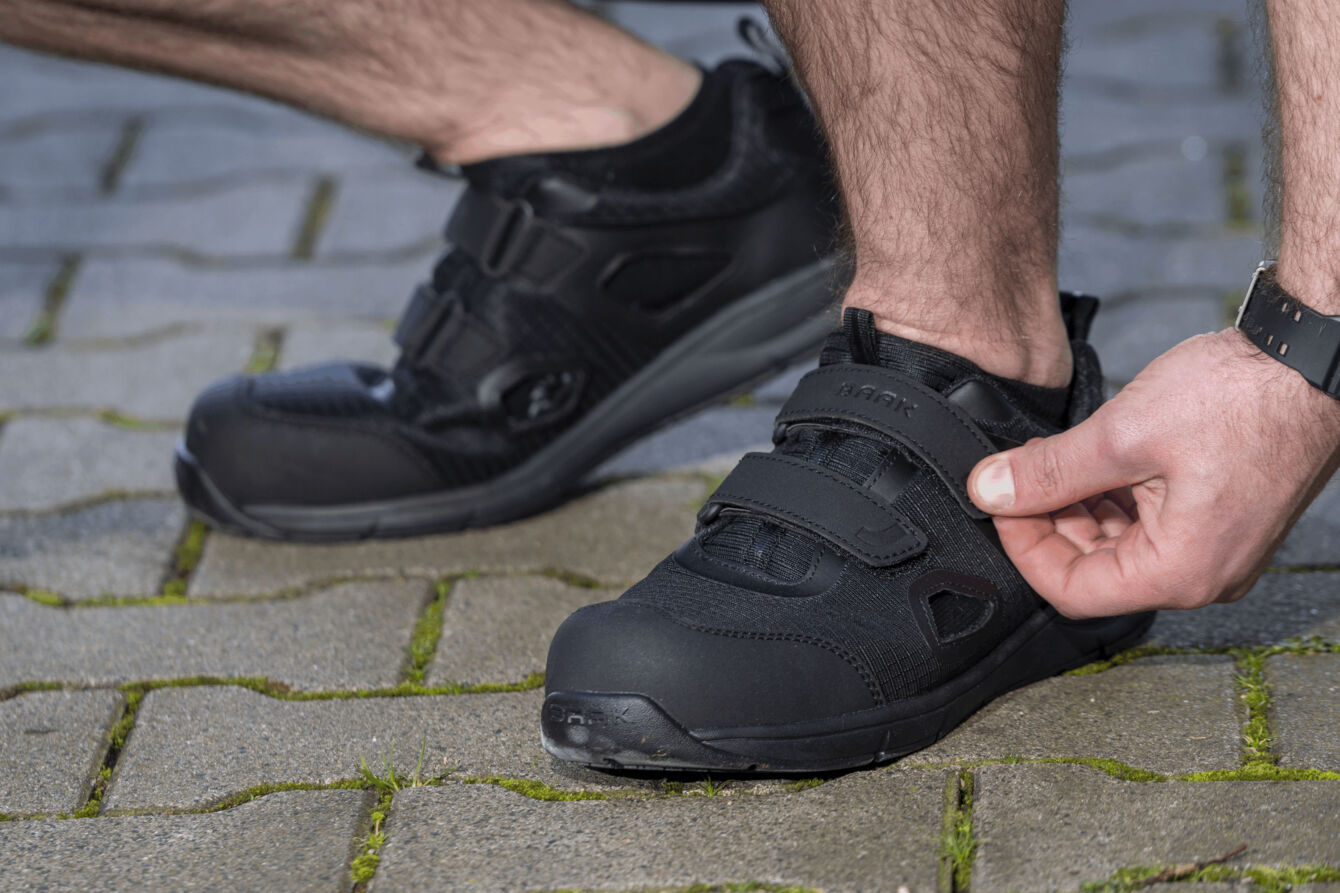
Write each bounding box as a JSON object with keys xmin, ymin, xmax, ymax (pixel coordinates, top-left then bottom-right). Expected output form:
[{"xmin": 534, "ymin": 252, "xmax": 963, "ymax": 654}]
[
  {"xmin": 544, "ymin": 599, "xmax": 879, "ymax": 731},
  {"xmin": 183, "ymin": 364, "xmax": 442, "ymax": 507}
]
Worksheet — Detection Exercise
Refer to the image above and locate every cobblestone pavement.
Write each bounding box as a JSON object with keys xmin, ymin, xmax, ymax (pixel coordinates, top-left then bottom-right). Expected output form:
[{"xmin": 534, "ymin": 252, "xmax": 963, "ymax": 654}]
[{"xmin": 2, "ymin": 1, "xmax": 1338, "ymax": 891}]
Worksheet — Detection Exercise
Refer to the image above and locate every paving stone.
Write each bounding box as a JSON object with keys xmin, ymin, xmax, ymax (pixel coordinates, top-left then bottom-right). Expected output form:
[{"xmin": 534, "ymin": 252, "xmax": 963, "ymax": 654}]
[
  {"xmin": 0, "ymin": 260, "xmax": 53, "ymax": 341},
  {"xmin": 317, "ymin": 169, "xmax": 462, "ymax": 257},
  {"xmin": 0, "ymin": 581, "xmax": 426, "ymax": 690},
  {"xmin": 973, "ymin": 763, "xmax": 1340, "ymax": 893},
  {"xmin": 120, "ymin": 119, "xmax": 408, "ymax": 189},
  {"xmin": 190, "ymin": 476, "xmax": 703, "ymax": 596},
  {"xmin": 0, "ymin": 180, "xmax": 310, "ymax": 258},
  {"xmin": 1275, "ymin": 471, "xmax": 1340, "ymax": 566},
  {"xmin": 427, "ymin": 575, "xmax": 617, "ymax": 686},
  {"xmin": 592, "ymin": 405, "xmax": 777, "ymax": 481},
  {"xmin": 899, "ymin": 656, "xmax": 1239, "ymax": 775},
  {"xmin": 106, "ymin": 686, "xmax": 730, "ymax": 812},
  {"xmin": 0, "ymin": 417, "xmax": 177, "ymax": 511},
  {"xmin": 0, "ymin": 126, "xmax": 122, "ymax": 198},
  {"xmin": 1064, "ymin": 153, "xmax": 1226, "ymax": 228},
  {"xmin": 1059, "ymin": 226, "xmax": 1262, "ymax": 300},
  {"xmin": 61, "ymin": 257, "xmax": 420, "ymax": 339},
  {"xmin": 1269, "ymin": 654, "xmax": 1340, "ymax": 770},
  {"xmin": 0, "ymin": 498, "xmax": 184, "ymax": 601},
  {"xmin": 279, "ymin": 320, "xmax": 397, "ymax": 371},
  {"xmin": 0, "ymin": 690, "xmax": 123, "ymax": 816},
  {"xmin": 1088, "ymin": 290, "xmax": 1224, "ymax": 383},
  {"xmin": 0, "ymin": 789, "xmax": 369, "ymax": 893},
  {"xmin": 373, "ymin": 767, "xmax": 944, "ymax": 893},
  {"xmin": 0, "ymin": 330, "xmax": 254, "ymax": 418},
  {"xmin": 1147, "ymin": 571, "xmax": 1340, "ymax": 649}
]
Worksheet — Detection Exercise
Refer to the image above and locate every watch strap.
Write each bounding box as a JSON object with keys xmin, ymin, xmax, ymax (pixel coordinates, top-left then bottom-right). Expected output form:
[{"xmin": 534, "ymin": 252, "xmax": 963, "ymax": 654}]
[{"xmin": 1236, "ymin": 262, "xmax": 1340, "ymax": 398}]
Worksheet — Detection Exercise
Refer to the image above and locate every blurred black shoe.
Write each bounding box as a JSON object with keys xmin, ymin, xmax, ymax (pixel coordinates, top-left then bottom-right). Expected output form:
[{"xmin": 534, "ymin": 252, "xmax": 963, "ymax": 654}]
[{"xmin": 176, "ymin": 60, "xmax": 840, "ymax": 540}]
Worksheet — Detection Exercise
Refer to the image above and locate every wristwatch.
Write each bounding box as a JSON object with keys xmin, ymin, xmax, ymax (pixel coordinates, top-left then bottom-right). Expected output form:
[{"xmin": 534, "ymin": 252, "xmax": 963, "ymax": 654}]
[{"xmin": 1235, "ymin": 261, "xmax": 1340, "ymax": 399}]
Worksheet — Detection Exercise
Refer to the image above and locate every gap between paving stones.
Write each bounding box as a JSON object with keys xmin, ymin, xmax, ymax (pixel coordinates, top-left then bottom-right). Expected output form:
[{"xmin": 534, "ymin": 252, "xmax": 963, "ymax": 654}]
[{"xmin": 1080, "ymin": 861, "xmax": 1340, "ymax": 892}]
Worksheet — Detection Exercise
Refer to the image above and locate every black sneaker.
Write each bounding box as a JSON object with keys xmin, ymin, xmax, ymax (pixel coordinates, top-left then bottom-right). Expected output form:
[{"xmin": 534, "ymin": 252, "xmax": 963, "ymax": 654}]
[
  {"xmin": 541, "ymin": 299, "xmax": 1154, "ymax": 774},
  {"xmin": 174, "ymin": 60, "xmax": 839, "ymax": 540}
]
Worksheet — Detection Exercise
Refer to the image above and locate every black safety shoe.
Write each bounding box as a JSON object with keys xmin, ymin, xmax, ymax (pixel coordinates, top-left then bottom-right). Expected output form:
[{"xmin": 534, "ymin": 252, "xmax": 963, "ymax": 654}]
[
  {"xmin": 542, "ymin": 299, "xmax": 1154, "ymax": 774},
  {"xmin": 174, "ymin": 60, "xmax": 839, "ymax": 540}
]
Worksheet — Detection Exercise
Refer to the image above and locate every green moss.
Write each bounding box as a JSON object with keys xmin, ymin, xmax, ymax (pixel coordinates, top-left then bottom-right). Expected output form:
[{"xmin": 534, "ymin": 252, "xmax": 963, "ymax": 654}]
[
  {"xmin": 245, "ymin": 328, "xmax": 284, "ymax": 374},
  {"xmin": 23, "ymin": 255, "xmax": 80, "ymax": 346},
  {"xmin": 782, "ymin": 778, "xmax": 826, "ymax": 793},
  {"xmin": 1064, "ymin": 644, "xmax": 1189, "ymax": 676},
  {"xmin": 1235, "ymin": 650, "xmax": 1275, "ymax": 765},
  {"xmin": 159, "ymin": 520, "xmax": 210, "ymax": 599},
  {"xmin": 939, "ymin": 770, "xmax": 976, "ymax": 891},
  {"xmin": 202, "ymin": 780, "xmax": 365, "ymax": 814},
  {"xmin": 292, "ymin": 177, "xmax": 337, "ymax": 260},
  {"xmin": 540, "ymin": 568, "xmax": 606, "ymax": 590},
  {"xmin": 23, "ymin": 589, "xmax": 64, "ymax": 607},
  {"xmin": 686, "ymin": 879, "xmax": 820, "ymax": 884},
  {"xmin": 1180, "ymin": 765, "xmax": 1340, "ymax": 782},
  {"xmin": 94, "ymin": 409, "xmax": 178, "ymax": 432},
  {"xmin": 466, "ymin": 776, "xmax": 608, "ymax": 802},
  {"xmin": 914, "ymin": 755, "xmax": 1168, "ymax": 783},
  {"xmin": 1082, "ymin": 862, "xmax": 1340, "ymax": 892},
  {"xmin": 403, "ymin": 581, "xmax": 450, "ymax": 684},
  {"xmin": 0, "ymin": 680, "xmax": 64, "ymax": 701}
]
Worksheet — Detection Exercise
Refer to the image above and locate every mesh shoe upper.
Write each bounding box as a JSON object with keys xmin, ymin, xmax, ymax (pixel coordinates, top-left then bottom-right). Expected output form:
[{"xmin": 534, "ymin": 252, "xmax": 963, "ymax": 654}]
[{"xmin": 545, "ymin": 306, "xmax": 1109, "ymax": 729}]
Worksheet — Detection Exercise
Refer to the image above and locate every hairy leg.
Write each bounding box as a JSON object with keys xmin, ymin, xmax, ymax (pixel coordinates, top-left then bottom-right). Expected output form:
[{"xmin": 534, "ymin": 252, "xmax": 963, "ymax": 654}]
[
  {"xmin": 763, "ymin": 0, "xmax": 1070, "ymax": 387},
  {"xmin": 1265, "ymin": 0, "xmax": 1340, "ymax": 314},
  {"xmin": 1, "ymin": 0, "xmax": 701, "ymax": 163}
]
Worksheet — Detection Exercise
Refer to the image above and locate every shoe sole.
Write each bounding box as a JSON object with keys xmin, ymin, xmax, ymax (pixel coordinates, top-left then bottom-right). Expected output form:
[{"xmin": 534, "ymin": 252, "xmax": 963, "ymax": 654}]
[
  {"xmin": 175, "ymin": 258, "xmax": 839, "ymax": 541},
  {"xmin": 540, "ymin": 607, "xmax": 1155, "ymax": 774}
]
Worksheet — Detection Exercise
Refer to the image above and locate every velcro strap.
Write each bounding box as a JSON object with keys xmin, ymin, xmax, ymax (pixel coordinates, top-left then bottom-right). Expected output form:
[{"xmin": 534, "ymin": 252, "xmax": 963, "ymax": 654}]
[
  {"xmin": 445, "ymin": 189, "xmax": 585, "ymax": 286},
  {"xmin": 703, "ymin": 453, "xmax": 927, "ymax": 568},
  {"xmin": 776, "ymin": 365, "xmax": 995, "ymax": 519},
  {"xmin": 393, "ymin": 282, "xmax": 454, "ymax": 359}
]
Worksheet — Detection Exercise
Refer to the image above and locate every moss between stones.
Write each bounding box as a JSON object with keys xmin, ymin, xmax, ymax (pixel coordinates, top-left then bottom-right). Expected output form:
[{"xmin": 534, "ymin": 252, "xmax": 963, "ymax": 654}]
[
  {"xmin": 939, "ymin": 769, "xmax": 976, "ymax": 892},
  {"xmin": 160, "ymin": 520, "xmax": 209, "ymax": 599},
  {"xmin": 403, "ymin": 580, "xmax": 451, "ymax": 685},
  {"xmin": 464, "ymin": 776, "xmax": 608, "ymax": 802},
  {"xmin": 350, "ymin": 790, "xmax": 393, "ymax": 886},
  {"xmin": 1083, "ymin": 862, "xmax": 1340, "ymax": 892},
  {"xmin": 22, "ymin": 589, "xmax": 63, "ymax": 607}
]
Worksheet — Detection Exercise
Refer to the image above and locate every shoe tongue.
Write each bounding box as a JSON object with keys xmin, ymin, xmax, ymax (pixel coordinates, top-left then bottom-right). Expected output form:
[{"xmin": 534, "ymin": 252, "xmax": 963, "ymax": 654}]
[{"xmin": 697, "ymin": 307, "xmax": 1069, "ymax": 580}]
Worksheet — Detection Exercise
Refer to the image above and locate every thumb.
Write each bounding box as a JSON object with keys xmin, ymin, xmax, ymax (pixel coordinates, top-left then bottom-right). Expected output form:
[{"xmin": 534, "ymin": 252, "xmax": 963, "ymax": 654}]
[{"xmin": 968, "ymin": 421, "xmax": 1134, "ymax": 517}]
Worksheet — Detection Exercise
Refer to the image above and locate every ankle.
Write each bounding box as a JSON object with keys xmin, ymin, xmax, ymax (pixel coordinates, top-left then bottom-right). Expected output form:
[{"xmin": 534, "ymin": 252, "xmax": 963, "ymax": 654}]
[
  {"xmin": 428, "ymin": 59, "xmax": 702, "ymax": 165},
  {"xmin": 843, "ymin": 280, "xmax": 1074, "ymax": 388}
]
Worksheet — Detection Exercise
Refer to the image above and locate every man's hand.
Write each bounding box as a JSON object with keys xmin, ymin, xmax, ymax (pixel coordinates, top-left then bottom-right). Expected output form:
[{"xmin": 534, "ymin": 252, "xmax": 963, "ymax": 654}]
[{"xmin": 966, "ymin": 329, "xmax": 1340, "ymax": 619}]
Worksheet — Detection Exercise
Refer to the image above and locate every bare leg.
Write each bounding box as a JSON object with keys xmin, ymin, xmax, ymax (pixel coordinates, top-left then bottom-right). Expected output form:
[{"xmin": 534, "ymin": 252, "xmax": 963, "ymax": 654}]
[
  {"xmin": 1, "ymin": 0, "xmax": 701, "ymax": 163},
  {"xmin": 763, "ymin": 0, "xmax": 1070, "ymax": 387},
  {"xmin": 1266, "ymin": 0, "xmax": 1340, "ymax": 315}
]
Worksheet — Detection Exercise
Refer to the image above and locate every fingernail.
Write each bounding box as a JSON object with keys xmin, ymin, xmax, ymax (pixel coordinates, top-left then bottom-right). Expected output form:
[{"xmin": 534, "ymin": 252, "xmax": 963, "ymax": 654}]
[{"xmin": 974, "ymin": 459, "xmax": 1015, "ymax": 511}]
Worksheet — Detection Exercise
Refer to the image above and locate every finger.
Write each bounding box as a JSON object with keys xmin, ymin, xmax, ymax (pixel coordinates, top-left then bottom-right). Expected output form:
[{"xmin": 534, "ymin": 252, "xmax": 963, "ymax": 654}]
[
  {"xmin": 968, "ymin": 416, "xmax": 1143, "ymax": 518},
  {"xmin": 1091, "ymin": 497, "xmax": 1134, "ymax": 540},
  {"xmin": 995, "ymin": 515, "xmax": 1159, "ymax": 618},
  {"xmin": 1051, "ymin": 503, "xmax": 1106, "ymax": 554}
]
